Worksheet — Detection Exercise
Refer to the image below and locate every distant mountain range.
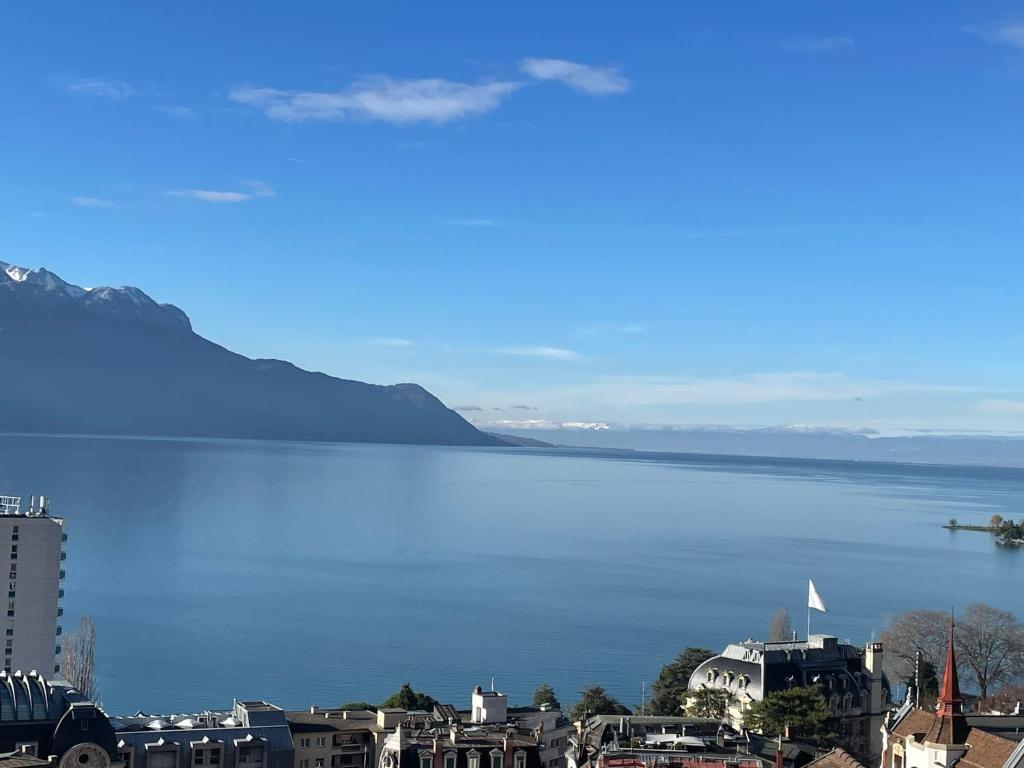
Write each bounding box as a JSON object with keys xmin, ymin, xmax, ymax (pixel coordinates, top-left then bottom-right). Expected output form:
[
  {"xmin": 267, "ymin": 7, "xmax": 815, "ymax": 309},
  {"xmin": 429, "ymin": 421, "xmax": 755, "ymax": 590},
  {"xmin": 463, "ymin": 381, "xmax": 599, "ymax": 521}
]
[
  {"xmin": 0, "ymin": 261, "xmax": 503, "ymax": 446},
  {"xmin": 496, "ymin": 425, "xmax": 1024, "ymax": 467}
]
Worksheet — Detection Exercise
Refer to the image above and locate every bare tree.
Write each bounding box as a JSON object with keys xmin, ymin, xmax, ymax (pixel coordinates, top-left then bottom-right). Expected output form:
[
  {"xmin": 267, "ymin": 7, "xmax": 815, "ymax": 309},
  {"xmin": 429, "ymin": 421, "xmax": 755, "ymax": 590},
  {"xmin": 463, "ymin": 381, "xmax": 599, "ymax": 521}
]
[
  {"xmin": 769, "ymin": 608, "xmax": 793, "ymax": 642},
  {"xmin": 880, "ymin": 609, "xmax": 950, "ymax": 683},
  {"xmin": 957, "ymin": 604, "xmax": 1024, "ymax": 699},
  {"xmin": 61, "ymin": 615, "xmax": 97, "ymax": 701}
]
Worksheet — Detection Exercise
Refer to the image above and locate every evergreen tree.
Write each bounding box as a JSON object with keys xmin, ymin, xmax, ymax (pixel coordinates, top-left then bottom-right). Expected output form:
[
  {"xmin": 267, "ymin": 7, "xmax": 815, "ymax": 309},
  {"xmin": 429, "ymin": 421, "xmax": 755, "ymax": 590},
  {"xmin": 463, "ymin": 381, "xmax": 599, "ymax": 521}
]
[
  {"xmin": 380, "ymin": 683, "xmax": 437, "ymax": 711},
  {"xmin": 533, "ymin": 684, "xmax": 561, "ymax": 710},
  {"xmin": 649, "ymin": 647, "xmax": 715, "ymax": 715},
  {"xmin": 744, "ymin": 686, "xmax": 835, "ymax": 743},
  {"xmin": 570, "ymin": 686, "xmax": 631, "ymax": 720}
]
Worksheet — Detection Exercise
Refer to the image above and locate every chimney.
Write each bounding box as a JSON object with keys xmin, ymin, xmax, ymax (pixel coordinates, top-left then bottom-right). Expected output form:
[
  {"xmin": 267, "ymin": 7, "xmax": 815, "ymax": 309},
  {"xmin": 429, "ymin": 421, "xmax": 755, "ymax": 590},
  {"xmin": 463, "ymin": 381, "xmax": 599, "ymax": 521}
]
[
  {"xmin": 774, "ymin": 739, "xmax": 784, "ymax": 768},
  {"xmin": 503, "ymin": 737, "xmax": 513, "ymax": 768},
  {"xmin": 433, "ymin": 737, "xmax": 443, "ymax": 768}
]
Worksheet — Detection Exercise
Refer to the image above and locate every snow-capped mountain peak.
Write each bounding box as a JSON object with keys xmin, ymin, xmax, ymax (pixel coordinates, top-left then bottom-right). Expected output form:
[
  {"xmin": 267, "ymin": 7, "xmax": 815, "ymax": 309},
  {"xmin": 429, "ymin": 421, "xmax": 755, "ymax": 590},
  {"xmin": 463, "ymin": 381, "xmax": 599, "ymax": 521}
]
[{"xmin": 0, "ymin": 260, "xmax": 191, "ymax": 330}]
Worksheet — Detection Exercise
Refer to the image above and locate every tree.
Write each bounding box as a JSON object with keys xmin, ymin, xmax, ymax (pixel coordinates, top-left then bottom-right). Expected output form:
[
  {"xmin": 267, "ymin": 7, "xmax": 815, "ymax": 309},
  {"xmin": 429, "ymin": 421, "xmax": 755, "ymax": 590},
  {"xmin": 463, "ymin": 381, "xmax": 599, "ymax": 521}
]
[
  {"xmin": 980, "ymin": 683, "xmax": 1024, "ymax": 714},
  {"xmin": 61, "ymin": 615, "xmax": 97, "ymax": 701},
  {"xmin": 649, "ymin": 647, "xmax": 715, "ymax": 715},
  {"xmin": 956, "ymin": 604, "xmax": 1024, "ymax": 699},
  {"xmin": 990, "ymin": 514, "xmax": 1004, "ymax": 529},
  {"xmin": 882, "ymin": 604, "xmax": 1024, "ymax": 700},
  {"xmin": 380, "ymin": 683, "xmax": 437, "ymax": 711},
  {"xmin": 769, "ymin": 609, "xmax": 793, "ymax": 642},
  {"xmin": 340, "ymin": 702, "xmax": 376, "ymax": 712},
  {"xmin": 533, "ymin": 684, "xmax": 560, "ymax": 710},
  {"xmin": 903, "ymin": 657, "xmax": 939, "ymax": 707},
  {"xmin": 744, "ymin": 686, "xmax": 834, "ymax": 743},
  {"xmin": 685, "ymin": 687, "xmax": 732, "ymax": 719},
  {"xmin": 570, "ymin": 686, "xmax": 631, "ymax": 720},
  {"xmin": 880, "ymin": 609, "xmax": 949, "ymax": 684}
]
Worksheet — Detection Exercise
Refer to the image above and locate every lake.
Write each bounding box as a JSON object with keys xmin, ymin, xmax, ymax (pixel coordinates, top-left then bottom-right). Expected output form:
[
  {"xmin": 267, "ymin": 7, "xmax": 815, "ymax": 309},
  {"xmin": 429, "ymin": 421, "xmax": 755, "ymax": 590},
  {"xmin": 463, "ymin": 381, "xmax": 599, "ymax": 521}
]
[{"xmin": 0, "ymin": 434, "xmax": 1021, "ymax": 715}]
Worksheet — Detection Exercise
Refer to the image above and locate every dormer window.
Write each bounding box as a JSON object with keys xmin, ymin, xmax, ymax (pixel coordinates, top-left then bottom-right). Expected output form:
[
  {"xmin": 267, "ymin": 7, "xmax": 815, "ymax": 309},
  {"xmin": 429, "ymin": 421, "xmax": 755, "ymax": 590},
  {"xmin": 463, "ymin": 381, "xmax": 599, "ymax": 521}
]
[
  {"xmin": 445, "ymin": 753, "xmax": 457, "ymax": 768},
  {"xmin": 490, "ymin": 749, "xmax": 503, "ymax": 768},
  {"xmin": 419, "ymin": 752, "xmax": 433, "ymax": 768},
  {"xmin": 514, "ymin": 752, "xmax": 526, "ymax": 768},
  {"xmin": 468, "ymin": 750, "xmax": 481, "ymax": 768}
]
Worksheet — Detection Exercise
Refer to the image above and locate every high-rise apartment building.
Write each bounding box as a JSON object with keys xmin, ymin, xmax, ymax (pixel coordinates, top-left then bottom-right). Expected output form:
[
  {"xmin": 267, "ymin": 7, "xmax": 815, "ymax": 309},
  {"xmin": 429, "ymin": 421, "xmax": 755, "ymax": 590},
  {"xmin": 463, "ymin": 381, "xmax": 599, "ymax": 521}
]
[{"xmin": 0, "ymin": 495, "xmax": 64, "ymax": 675}]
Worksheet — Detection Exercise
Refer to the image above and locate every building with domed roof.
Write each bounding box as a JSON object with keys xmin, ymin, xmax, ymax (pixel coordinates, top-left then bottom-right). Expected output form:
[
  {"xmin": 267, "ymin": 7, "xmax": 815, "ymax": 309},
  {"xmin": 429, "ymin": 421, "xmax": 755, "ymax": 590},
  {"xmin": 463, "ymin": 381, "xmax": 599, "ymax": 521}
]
[{"xmin": 687, "ymin": 635, "xmax": 890, "ymax": 761}]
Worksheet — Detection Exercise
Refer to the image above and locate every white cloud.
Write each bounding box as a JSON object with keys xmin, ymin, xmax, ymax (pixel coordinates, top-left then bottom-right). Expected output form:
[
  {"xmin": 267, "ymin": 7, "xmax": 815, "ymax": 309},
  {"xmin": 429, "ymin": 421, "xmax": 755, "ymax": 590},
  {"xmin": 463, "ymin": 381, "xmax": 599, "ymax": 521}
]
[
  {"xmin": 518, "ymin": 58, "xmax": 631, "ymax": 95},
  {"xmin": 71, "ymin": 196, "xmax": 115, "ymax": 208},
  {"xmin": 487, "ymin": 419, "xmax": 560, "ymax": 430},
  {"xmin": 230, "ymin": 77, "xmax": 522, "ymax": 124},
  {"xmin": 62, "ymin": 75, "xmax": 135, "ymax": 99},
  {"xmin": 782, "ymin": 37, "xmax": 855, "ymax": 53},
  {"xmin": 169, "ymin": 180, "xmax": 275, "ymax": 203},
  {"xmin": 965, "ymin": 21, "xmax": 1024, "ymax": 49},
  {"xmin": 497, "ymin": 346, "xmax": 583, "ymax": 361},
  {"xmin": 973, "ymin": 399, "xmax": 1024, "ymax": 415},
  {"xmin": 368, "ymin": 337, "xmax": 415, "ymax": 347}
]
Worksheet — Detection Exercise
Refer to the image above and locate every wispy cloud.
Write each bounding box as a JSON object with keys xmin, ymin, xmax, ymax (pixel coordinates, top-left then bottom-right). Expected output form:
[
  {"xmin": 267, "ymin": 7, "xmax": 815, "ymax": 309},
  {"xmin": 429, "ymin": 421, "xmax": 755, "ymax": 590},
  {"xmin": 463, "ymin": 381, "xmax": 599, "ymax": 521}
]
[
  {"xmin": 782, "ymin": 37, "xmax": 855, "ymax": 53},
  {"xmin": 576, "ymin": 323, "xmax": 647, "ymax": 339},
  {"xmin": 285, "ymin": 156, "xmax": 311, "ymax": 165},
  {"xmin": 169, "ymin": 180, "xmax": 275, "ymax": 204},
  {"xmin": 230, "ymin": 77, "xmax": 522, "ymax": 124},
  {"xmin": 965, "ymin": 21, "xmax": 1024, "ymax": 49},
  {"xmin": 444, "ymin": 218, "xmax": 503, "ymax": 227},
  {"xmin": 974, "ymin": 399, "xmax": 1024, "ymax": 415},
  {"xmin": 454, "ymin": 405, "xmax": 484, "ymax": 412},
  {"xmin": 154, "ymin": 104, "xmax": 196, "ymax": 119},
  {"xmin": 508, "ymin": 404, "xmax": 538, "ymax": 411},
  {"xmin": 498, "ymin": 346, "xmax": 583, "ymax": 361},
  {"xmin": 60, "ymin": 75, "xmax": 135, "ymax": 100},
  {"xmin": 367, "ymin": 337, "xmax": 415, "ymax": 347},
  {"xmin": 71, "ymin": 196, "xmax": 115, "ymax": 208},
  {"xmin": 518, "ymin": 58, "xmax": 631, "ymax": 95}
]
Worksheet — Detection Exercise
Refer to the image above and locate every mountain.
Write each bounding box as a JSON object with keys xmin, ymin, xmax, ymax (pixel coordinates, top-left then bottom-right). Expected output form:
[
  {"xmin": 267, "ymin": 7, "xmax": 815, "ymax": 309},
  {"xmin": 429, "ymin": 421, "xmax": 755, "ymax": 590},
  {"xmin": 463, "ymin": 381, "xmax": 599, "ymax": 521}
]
[
  {"xmin": 495, "ymin": 425, "xmax": 1024, "ymax": 467},
  {"xmin": 0, "ymin": 261, "xmax": 505, "ymax": 446}
]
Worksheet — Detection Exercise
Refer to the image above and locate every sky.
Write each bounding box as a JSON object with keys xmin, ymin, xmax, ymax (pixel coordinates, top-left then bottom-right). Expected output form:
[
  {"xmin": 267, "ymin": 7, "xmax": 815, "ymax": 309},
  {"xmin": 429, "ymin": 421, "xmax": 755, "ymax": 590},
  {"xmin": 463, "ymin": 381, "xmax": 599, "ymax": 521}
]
[{"xmin": 2, "ymin": 2, "xmax": 1024, "ymax": 435}]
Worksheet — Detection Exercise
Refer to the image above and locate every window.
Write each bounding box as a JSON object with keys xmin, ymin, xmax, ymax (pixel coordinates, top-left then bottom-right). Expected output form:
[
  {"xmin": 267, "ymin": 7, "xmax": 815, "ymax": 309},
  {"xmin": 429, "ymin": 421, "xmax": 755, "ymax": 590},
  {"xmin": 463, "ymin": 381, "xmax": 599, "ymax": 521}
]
[
  {"xmin": 300, "ymin": 762, "xmax": 309, "ymax": 768},
  {"xmin": 195, "ymin": 748, "xmax": 221, "ymax": 767},
  {"xmin": 445, "ymin": 753, "xmax": 457, "ymax": 768},
  {"xmin": 315, "ymin": 760, "xmax": 324, "ymax": 768},
  {"xmin": 16, "ymin": 743, "xmax": 37, "ymax": 757},
  {"xmin": 468, "ymin": 751, "xmax": 480, "ymax": 768},
  {"xmin": 315, "ymin": 738, "xmax": 326, "ymax": 748},
  {"xmin": 490, "ymin": 750, "xmax": 503, "ymax": 768},
  {"xmin": 148, "ymin": 751, "xmax": 177, "ymax": 768},
  {"xmin": 420, "ymin": 755, "xmax": 433, "ymax": 768},
  {"xmin": 515, "ymin": 753, "xmax": 527, "ymax": 768},
  {"xmin": 300, "ymin": 739, "xmax": 310, "ymax": 749},
  {"xmin": 118, "ymin": 750, "xmax": 133, "ymax": 768},
  {"xmin": 6, "ymin": 592, "xmax": 12, "ymax": 599},
  {"xmin": 238, "ymin": 746, "xmax": 265, "ymax": 767}
]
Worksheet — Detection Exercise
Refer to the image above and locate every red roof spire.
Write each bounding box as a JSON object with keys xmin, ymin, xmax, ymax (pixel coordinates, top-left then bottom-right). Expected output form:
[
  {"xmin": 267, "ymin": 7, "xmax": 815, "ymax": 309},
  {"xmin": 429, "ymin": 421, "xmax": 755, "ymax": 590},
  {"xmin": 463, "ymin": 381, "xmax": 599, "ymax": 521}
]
[
  {"xmin": 925, "ymin": 618, "xmax": 969, "ymax": 744},
  {"xmin": 937, "ymin": 619, "xmax": 963, "ymax": 714}
]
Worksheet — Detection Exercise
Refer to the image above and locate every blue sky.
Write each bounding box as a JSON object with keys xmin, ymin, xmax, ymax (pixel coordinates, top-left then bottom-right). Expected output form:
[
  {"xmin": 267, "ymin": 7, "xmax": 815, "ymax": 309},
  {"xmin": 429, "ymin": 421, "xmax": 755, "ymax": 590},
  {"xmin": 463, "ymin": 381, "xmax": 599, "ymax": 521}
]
[{"xmin": 2, "ymin": 2, "xmax": 1024, "ymax": 434}]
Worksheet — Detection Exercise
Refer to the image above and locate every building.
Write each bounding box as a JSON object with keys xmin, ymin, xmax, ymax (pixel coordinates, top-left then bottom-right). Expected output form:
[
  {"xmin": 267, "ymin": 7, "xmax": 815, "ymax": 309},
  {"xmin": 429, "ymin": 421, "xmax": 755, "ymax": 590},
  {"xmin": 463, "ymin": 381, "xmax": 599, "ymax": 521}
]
[
  {"xmin": 111, "ymin": 700, "xmax": 294, "ymax": 768},
  {"xmin": 285, "ymin": 708, "xmax": 379, "ymax": 768},
  {"xmin": 375, "ymin": 692, "xmax": 545, "ymax": 768},
  {"xmin": 0, "ymin": 497, "xmax": 64, "ymax": 676},
  {"xmin": 879, "ymin": 624, "xmax": 1017, "ymax": 768},
  {"xmin": 688, "ymin": 636, "xmax": 890, "ymax": 760},
  {"xmin": 0, "ymin": 670, "xmax": 119, "ymax": 768}
]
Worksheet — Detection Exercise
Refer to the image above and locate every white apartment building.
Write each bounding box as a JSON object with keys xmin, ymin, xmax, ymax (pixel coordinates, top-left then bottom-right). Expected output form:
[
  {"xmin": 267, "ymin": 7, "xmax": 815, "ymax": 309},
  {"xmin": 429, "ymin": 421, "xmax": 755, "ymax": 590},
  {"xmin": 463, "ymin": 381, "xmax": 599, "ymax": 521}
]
[{"xmin": 0, "ymin": 495, "xmax": 64, "ymax": 675}]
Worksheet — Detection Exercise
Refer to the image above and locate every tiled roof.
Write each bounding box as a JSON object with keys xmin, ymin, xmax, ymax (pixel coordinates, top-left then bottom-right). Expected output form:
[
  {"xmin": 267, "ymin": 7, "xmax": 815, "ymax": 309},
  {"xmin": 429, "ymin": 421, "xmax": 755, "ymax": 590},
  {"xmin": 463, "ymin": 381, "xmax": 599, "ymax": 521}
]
[
  {"xmin": 891, "ymin": 709, "xmax": 938, "ymax": 739},
  {"xmin": 805, "ymin": 748, "xmax": 867, "ymax": 768},
  {"xmin": 959, "ymin": 728, "xmax": 1017, "ymax": 768},
  {"xmin": 0, "ymin": 756, "xmax": 52, "ymax": 768}
]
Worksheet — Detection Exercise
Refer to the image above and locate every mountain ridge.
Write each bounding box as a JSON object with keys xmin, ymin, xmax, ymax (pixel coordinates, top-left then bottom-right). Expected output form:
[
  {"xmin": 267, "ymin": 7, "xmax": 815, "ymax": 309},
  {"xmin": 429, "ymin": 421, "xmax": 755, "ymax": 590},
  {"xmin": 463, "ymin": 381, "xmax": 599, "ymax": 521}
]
[{"xmin": 0, "ymin": 261, "xmax": 504, "ymax": 447}]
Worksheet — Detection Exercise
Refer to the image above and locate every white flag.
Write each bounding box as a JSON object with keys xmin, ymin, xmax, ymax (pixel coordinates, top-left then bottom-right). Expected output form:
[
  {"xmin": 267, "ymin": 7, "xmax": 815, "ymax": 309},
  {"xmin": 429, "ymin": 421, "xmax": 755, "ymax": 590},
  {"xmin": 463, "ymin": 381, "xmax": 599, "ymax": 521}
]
[{"xmin": 808, "ymin": 579, "xmax": 828, "ymax": 613}]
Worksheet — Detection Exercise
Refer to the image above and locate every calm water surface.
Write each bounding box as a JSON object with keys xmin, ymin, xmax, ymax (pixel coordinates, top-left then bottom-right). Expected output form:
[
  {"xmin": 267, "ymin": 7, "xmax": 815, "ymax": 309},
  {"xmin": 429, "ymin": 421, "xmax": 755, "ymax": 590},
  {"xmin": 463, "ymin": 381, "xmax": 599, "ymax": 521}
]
[{"xmin": 0, "ymin": 434, "xmax": 1021, "ymax": 714}]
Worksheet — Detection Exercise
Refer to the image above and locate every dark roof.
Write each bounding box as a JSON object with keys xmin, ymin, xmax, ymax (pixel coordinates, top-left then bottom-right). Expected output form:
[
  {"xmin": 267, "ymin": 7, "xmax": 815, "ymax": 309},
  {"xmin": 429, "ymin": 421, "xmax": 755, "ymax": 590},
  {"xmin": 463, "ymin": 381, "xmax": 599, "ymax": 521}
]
[
  {"xmin": 966, "ymin": 714, "xmax": 1024, "ymax": 739},
  {"xmin": 285, "ymin": 711, "xmax": 378, "ymax": 733},
  {"xmin": 805, "ymin": 748, "xmax": 866, "ymax": 768}
]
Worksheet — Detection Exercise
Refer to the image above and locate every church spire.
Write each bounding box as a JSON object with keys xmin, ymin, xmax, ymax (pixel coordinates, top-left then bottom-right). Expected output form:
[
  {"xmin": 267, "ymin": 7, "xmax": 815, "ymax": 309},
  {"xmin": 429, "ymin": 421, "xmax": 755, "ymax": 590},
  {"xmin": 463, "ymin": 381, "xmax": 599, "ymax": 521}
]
[{"xmin": 925, "ymin": 618, "xmax": 969, "ymax": 745}]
